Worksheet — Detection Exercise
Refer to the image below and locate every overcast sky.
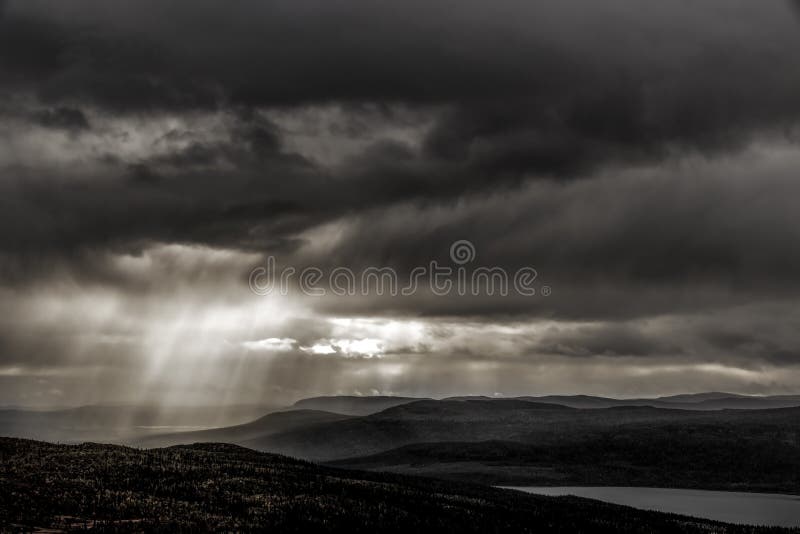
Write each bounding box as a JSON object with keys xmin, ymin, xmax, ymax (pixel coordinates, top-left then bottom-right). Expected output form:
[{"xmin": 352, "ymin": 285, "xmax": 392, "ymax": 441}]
[{"xmin": 3, "ymin": 0, "xmax": 800, "ymax": 407}]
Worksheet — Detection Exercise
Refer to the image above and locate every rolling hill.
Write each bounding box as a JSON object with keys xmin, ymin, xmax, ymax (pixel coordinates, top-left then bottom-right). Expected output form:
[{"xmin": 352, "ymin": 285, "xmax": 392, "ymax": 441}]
[
  {"xmin": 0, "ymin": 437, "xmax": 794, "ymax": 533},
  {"xmin": 517, "ymin": 393, "xmax": 800, "ymax": 411},
  {"xmin": 0, "ymin": 403, "xmax": 279, "ymax": 443},
  {"xmin": 135, "ymin": 409, "xmax": 353, "ymax": 448},
  {"xmin": 331, "ymin": 412, "xmax": 800, "ymax": 493},
  {"xmin": 248, "ymin": 399, "xmax": 770, "ymax": 461},
  {"xmin": 289, "ymin": 395, "xmax": 426, "ymax": 415},
  {"xmin": 4, "ymin": 393, "xmax": 799, "ymax": 446}
]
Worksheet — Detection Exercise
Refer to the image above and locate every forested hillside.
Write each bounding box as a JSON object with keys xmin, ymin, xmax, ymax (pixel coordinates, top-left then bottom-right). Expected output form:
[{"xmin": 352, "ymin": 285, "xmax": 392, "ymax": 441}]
[{"xmin": 1, "ymin": 438, "xmax": 795, "ymax": 533}]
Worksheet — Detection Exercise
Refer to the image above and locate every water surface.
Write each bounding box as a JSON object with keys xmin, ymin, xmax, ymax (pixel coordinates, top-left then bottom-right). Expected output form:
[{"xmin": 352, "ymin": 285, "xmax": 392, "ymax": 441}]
[{"xmin": 505, "ymin": 486, "xmax": 800, "ymax": 527}]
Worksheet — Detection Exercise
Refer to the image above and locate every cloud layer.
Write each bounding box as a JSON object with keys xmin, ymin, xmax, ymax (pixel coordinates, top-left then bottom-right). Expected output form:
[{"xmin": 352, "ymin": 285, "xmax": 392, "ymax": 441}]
[{"xmin": 2, "ymin": 0, "xmax": 800, "ymax": 405}]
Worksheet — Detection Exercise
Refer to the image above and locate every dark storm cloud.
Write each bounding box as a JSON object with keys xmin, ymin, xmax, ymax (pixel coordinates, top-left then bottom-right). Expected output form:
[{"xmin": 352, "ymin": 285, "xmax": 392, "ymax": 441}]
[
  {"xmin": 532, "ymin": 324, "xmax": 681, "ymax": 358},
  {"xmin": 285, "ymin": 149, "xmax": 800, "ymax": 323},
  {"xmin": 1, "ymin": 0, "xmax": 799, "ymax": 322},
  {"xmin": 0, "ymin": 112, "xmax": 322, "ymax": 257},
  {"xmin": 1, "ymin": 0, "xmax": 799, "ymax": 258},
  {"xmin": 3, "ymin": 0, "xmax": 800, "ymax": 404},
  {"xmin": 2, "ymin": 0, "xmax": 800, "ymax": 173},
  {"xmin": 31, "ymin": 107, "xmax": 90, "ymax": 132}
]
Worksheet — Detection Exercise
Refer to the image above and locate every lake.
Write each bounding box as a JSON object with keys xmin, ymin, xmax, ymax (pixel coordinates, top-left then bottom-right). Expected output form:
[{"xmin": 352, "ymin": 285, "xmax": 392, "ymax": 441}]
[{"xmin": 504, "ymin": 486, "xmax": 800, "ymax": 527}]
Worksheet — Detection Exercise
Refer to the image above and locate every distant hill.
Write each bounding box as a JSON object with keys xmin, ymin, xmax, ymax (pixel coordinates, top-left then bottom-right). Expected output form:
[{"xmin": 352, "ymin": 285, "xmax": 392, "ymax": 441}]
[
  {"xmin": 136, "ymin": 399, "xmax": 579, "ymax": 458},
  {"xmin": 442, "ymin": 395, "xmax": 497, "ymax": 401},
  {"xmin": 0, "ymin": 403, "xmax": 280, "ymax": 443},
  {"xmin": 0, "ymin": 437, "xmax": 790, "ymax": 533},
  {"xmin": 331, "ymin": 406, "xmax": 800, "ymax": 493},
  {"xmin": 88, "ymin": 397, "xmax": 800, "ymax": 497},
  {"xmin": 518, "ymin": 395, "xmax": 635, "ymax": 409},
  {"xmin": 6, "ymin": 393, "xmax": 800, "ymax": 483},
  {"xmin": 135, "ymin": 409, "xmax": 353, "ymax": 448},
  {"xmin": 290, "ymin": 395, "xmax": 425, "ymax": 415},
  {"xmin": 669, "ymin": 395, "xmax": 800, "ymax": 410},
  {"xmin": 509, "ymin": 393, "xmax": 800, "ymax": 411},
  {"xmin": 249, "ymin": 399, "xmax": 720, "ymax": 461},
  {"xmin": 444, "ymin": 392, "xmax": 800, "ymax": 411},
  {"xmin": 4, "ymin": 397, "xmax": 800, "ymax": 500},
  {"xmin": 656, "ymin": 392, "xmax": 748, "ymax": 403}
]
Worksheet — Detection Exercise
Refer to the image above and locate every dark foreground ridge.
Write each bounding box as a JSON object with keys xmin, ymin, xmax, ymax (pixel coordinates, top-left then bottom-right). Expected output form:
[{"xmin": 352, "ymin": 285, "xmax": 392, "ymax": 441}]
[{"xmin": 0, "ymin": 438, "xmax": 796, "ymax": 533}]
